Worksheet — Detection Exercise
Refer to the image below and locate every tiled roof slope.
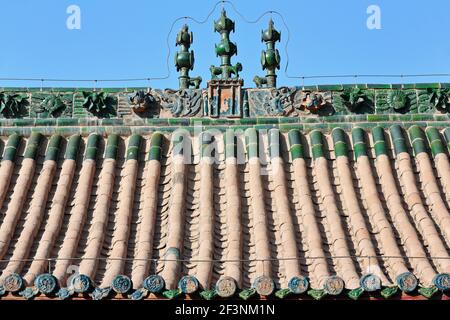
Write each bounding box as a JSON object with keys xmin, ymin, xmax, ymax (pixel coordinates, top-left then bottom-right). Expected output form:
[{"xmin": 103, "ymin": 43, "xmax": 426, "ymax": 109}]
[{"xmin": 0, "ymin": 125, "xmax": 449, "ymax": 300}]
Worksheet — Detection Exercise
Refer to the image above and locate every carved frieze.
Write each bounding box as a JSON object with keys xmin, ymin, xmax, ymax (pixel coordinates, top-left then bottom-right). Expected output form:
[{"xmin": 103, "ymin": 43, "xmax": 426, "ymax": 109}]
[
  {"xmin": 0, "ymin": 92, "xmax": 29, "ymax": 118},
  {"xmin": 207, "ymin": 79, "xmax": 243, "ymax": 117},
  {"xmin": 154, "ymin": 88, "xmax": 203, "ymax": 118}
]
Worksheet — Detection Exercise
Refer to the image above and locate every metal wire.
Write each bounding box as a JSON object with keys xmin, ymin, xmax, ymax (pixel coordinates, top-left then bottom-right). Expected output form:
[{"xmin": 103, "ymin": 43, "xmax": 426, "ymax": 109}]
[
  {"xmin": 1, "ymin": 0, "xmax": 448, "ymax": 86},
  {"xmin": 0, "ymin": 255, "xmax": 449, "ymax": 264}
]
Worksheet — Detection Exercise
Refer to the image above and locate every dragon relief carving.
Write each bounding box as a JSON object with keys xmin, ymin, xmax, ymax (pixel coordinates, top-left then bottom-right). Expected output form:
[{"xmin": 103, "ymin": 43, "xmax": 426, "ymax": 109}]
[
  {"xmin": 335, "ymin": 88, "xmax": 374, "ymax": 114},
  {"xmin": 155, "ymin": 89, "xmax": 203, "ymax": 117}
]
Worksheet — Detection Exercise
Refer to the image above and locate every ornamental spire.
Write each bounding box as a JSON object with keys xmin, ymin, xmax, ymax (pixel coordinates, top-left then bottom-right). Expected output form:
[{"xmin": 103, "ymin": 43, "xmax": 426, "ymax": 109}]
[
  {"xmin": 209, "ymin": 9, "xmax": 242, "ymax": 80},
  {"xmin": 253, "ymin": 19, "xmax": 281, "ymax": 88},
  {"xmin": 174, "ymin": 24, "xmax": 202, "ymax": 89}
]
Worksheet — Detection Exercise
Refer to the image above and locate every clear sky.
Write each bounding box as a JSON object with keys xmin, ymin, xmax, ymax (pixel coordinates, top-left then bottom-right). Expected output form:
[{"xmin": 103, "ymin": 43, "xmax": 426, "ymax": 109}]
[{"xmin": 1, "ymin": 0, "xmax": 449, "ymax": 89}]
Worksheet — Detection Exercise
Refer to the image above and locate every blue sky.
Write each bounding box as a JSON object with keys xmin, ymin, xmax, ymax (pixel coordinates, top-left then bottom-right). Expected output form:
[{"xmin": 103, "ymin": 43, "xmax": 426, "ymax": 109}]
[{"xmin": 1, "ymin": 0, "xmax": 449, "ymax": 88}]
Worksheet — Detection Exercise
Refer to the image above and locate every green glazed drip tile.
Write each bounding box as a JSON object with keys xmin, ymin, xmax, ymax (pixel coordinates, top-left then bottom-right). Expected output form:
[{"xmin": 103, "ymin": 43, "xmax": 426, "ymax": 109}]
[
  {"xmin": 200, "ymin": 289, "xmax": 217, "ymax": 300},
  {"xmin": 162, "ymin": 289, "xmax": 182, "ymax": 300},
  {"xmin": 381, "ymin": 286, "xmax": 398, "ymax": 299},
  {"xmin": 307, "ymin": 289, "xmax": 326, "ymax": 300},
  {"xmin": 275, "ymin": 288, "xmax": 291, "ymax": 299},
  {"xmin": 418, "ymin": 286, "xmax": 438, "ymax": 299},
  {"xmin": 347, "ymin": 288, "xmax": 364, "ymax": 300},
  {"xmin": 239, "ymin": 288, "xmax": 256, "ymax": 300}
]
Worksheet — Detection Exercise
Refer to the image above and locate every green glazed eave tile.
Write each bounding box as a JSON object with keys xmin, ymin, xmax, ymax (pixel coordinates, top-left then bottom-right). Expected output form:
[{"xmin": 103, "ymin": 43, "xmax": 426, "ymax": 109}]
[
  {"xmin": 418, "ymin": 286, "xmax": 438, "ymax": 299},
  {"xmin": 275, "ymin": 288, "xmax": 291, "ymax": 299},
  {"xmin": 347, "ymin": 288, "xmax": 364, "ymax": 300},
  {"xmin": 200, "ymin": 289, "xmax": 217, "ymax": 300},
  {"xmin": 381, "ymin": 286, "xmax": 398, "ymax": 299},
  {"xmin": 307, "ymin": 289, "xmax": 326, "ymax": 300},
  {"xmin": 162, "ymin": 289, "xmax": 182, "ymax": 299},
  {"xmin": 239, "ymin": 288, "xmax": 256, "ymax": 300}
]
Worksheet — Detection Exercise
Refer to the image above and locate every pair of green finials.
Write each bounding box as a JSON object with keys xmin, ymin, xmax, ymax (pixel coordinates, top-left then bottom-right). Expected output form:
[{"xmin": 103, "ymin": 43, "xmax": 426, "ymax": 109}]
[{"xmin": 174, "ymin": 9, "xmax": 281, "ymax": 89}]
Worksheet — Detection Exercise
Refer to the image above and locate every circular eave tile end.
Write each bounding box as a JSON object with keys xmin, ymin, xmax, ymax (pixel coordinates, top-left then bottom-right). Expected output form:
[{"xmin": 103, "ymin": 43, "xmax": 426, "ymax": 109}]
[
  {"xmin": 215, "ymin": 276, "xmax": 237, "ymax": 298},
  {"xmin": 433, "ymin": 273, "xmax": 450, "ymax": 291},
  {"xmin": 359, "ymin": 273, "xmax": 381, "ymax": 292},
  {"xmin": 34, "ymin": 273, "xmax": 58, "ymax": 295},
  {"xmin": 288, "ymin": 276, "xmax": 309, "ymax": 294},
  {"xmin": 143, "ymin": 275, "xmax": 165, "ymax": 293},
  {"xmin": 396, "ymin": 272, "xmax": 418, "ymax": 293},
  {"xmin": 112, "ymin": 275, "xmax": 132, "ymax": 294},
  {"xmin": 3, "ymin": 273, "xmax": 24, "ymax": 293},
  {"xmin": 324, "ymin": 275, "xmax": 345, "ymax": 296},
  {"xmin": 253, "ymin": 276, "xmax": 275, "ymax": 296},
  {"xmin": 178, "ymin": 275, "xmax": 199, "ymax": 294},
  {"xmin": 71, "ymin": 274, "xmax": 92, "ymax": 293}
]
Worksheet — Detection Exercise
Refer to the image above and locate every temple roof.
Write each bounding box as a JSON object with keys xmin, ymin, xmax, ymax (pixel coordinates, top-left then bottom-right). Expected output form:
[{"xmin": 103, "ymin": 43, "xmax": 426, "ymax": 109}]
[{"xmin": 0, "ymin": 120, "xmax": 449, "ymax": 300}]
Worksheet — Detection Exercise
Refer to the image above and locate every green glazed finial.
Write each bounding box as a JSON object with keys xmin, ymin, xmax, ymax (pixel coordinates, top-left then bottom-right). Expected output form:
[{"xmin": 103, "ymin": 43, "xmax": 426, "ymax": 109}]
[
  {"xmin": 253, "ymin": 19, "xmax": 281, "ymax": 88},
  {"xmin": 174, "ymin": 24, "xmax": 202, "ymax": 89},
  {"xmin": 210, "ymin": 9, "xmax": 242, "ymax": 80}
]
